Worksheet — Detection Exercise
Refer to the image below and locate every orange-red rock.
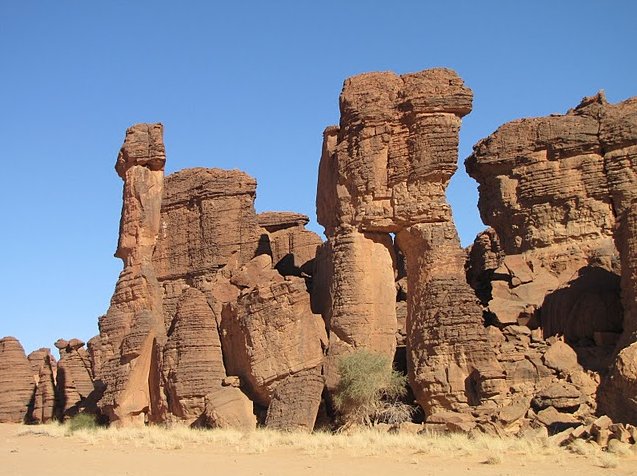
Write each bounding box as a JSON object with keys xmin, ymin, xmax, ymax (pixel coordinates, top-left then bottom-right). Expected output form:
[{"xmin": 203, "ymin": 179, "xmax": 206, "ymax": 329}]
[
  {"xmin": 316, "ymin": 68, "xmax": 499, "ymax": 413},
  {"xmin": 96, "ymin": 123, "xmax": 167, "ymax": 425}
]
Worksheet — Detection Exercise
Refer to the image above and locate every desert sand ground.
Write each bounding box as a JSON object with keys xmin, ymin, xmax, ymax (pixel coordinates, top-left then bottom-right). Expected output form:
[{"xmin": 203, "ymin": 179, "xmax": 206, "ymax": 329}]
[{"xmin": 2, "ymin": 423, "xmax": 637, "ymax": 476}]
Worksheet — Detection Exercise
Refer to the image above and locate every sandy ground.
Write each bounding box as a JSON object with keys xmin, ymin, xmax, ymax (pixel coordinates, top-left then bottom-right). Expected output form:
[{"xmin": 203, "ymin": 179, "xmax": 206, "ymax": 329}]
[{"xmin": 1, "ymin": 423, "xmax": 636, "ymax": 476}]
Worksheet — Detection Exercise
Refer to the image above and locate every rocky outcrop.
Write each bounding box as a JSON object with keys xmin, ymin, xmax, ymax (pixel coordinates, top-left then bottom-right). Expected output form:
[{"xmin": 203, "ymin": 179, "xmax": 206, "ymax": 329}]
[
  {"xmin": 95, "ymin": 123, "xmax": 167, "ymax": 425},
  {"xmin": 200, "ymin": 386, "xmax": 256, "ymax": 430},
  {"xmin": 0, "ymin": 337, "xmax": 35, "ymax": 423},
  {"xmin": 154, "ymin": 168, "xmax": 262, "ymax": 282},
  {"xmin": 87, "ymin": 123, "xmax": 327, "ymax": 430},
  {"xmin": 466, "ymin": 93, "xmax": 637, "ymax": 425},
  {"xmin": 220, "ymin": 261, "xmax": 326, "ymax": 411},
  {"xmin": 257, "ymin": 212, "xmax": 322, "ymax": 276},
  {"xmin": 316, "ymin": 68, "xmax": 499, "ymax": 414},
  {"xmin": 27, "ymin": 348, "xmax": 57, "ymax": 423},
  {"xmin": 162, "ymin": 288, "xmax": 226, "ymax": 423},
  {"xmin": 54, "ymin": 339, "xmax": 96, "ymax": 419},
  {"xmin": 265, "ymin": 367, "xmax": 325, "ymax": 432}
]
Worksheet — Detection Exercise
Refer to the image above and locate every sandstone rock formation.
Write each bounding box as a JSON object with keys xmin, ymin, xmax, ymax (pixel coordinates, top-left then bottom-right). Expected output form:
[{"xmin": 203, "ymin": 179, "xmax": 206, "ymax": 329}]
[
  {"xmin": 257, "ymin": 211, "xmax": 322, "ymax": 276},
  {"xmin": 162, "ymin": 287, "xmax": 226, "ymax": 423},
  {"xmin": 27, "ymin": 348, "xmax": 57, "ymax": 423},
  {"xmin": 466, "ymin": 93, "xmax": 637, "ymax": 425},
  {"xmin": 316, "ymin": 68, "xmax": 500, "ymax": 415},
  {"xmin": 0, "ymin": 337, "xmax": 35, "ymax": 423},
  {"xmin": 87, "ymin": 123, "xmax": 327, "ymax": 430},
  {"xmin": 220, "ymin": 260, "xmax": 326, "ymax": 413},
  {"xmin": 54, "ymin": 339, "xmax": 96, "ymax": 419},
  {"xmin": 94, "ymin": 123, "xmax": 167, "ymax": 425},
  {"xmin": 200, "ymin": 385, "xmax": 256, "ymax": 430}
]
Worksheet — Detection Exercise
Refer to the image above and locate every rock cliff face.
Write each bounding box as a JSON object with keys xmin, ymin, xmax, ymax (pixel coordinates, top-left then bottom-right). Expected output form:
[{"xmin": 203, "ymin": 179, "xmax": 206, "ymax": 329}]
[
  {"xmin": 466, "ymin": 93, "xmax": 637, "ymax": 425},
  {"xmin": 88, "ymin": 124, "xmax": 326, "ymax": 430},
  {"xmin": 316, "ymin": 68, "xmax": 500, "ymax": 413},
  {"xmin": 4, "ymin": 70, "xmax": 636, "ymax": 434}
]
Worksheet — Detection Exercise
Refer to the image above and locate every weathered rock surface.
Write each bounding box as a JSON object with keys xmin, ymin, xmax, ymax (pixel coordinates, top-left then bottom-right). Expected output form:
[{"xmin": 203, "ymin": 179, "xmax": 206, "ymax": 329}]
[
  {"xmin": 397, "ymin": 223, "xmax": 502, "ymax": 413},
  {"xmin": 200, "ymin": 386, "xmax": 256, "ymax": 431},
  {"xmin": 27, "ymin": 348, "xmax": 57, "ymax": 423},
  {"xmin": 162, "ymin": 287, "xmax": 226, "ymax": 423},
  {"xmin": 316, "ymin": 68, "xmax": 499, "ymax": 413},
  {"xmin": 257, "ymin": 211, "xmax": 322, "ymax": 276},
  {"xmin": 466, "ymin": 93, "xmax": 637, "ymax": 424},
  {"xmin": 154, "ymin": 168, "xmax": 262, "ymax": 282},
  {"xmin": 264, "ymin": 366, "xmax": 324, "ymax": 432},
  {"xmin": 221, "ymin": 268, "xmax": 327, "ymax": 408},
  {"xmin": 96, "ymin": 123, "xmax": 167, "ymax": 425},
  {"xmin": 322, "ymin": 230, "xmax": 397, "ymax": 389},
  {"xmin": 0, "ymin": 337, "xmax": 35, "ymax": 423},
  {"xmin": 54, "ymin": 339, "xmax": 96, "ymax": 419}
]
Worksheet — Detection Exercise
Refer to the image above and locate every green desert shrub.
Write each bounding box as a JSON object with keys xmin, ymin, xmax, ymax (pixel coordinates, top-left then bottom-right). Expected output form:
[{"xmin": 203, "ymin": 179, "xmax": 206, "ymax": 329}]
[
  {"xmin": 332, "ymin": 349, "xmax": 410, "ymax": 425},
  {"xmin": 66, "ymin": 413, "xmax": 98, "ymax": 433}
]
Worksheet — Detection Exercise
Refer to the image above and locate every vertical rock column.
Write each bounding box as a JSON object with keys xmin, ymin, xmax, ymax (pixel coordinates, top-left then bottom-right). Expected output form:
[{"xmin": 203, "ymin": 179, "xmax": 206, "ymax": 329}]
[
  {"xmin": 96, "ymin": 123, "xmax": 167, "ymax": 425},
  {"xmin": 0, "ymin": 337, "xmax": 35, "ymax": 423},
  {"xmin": 316, "ymin": 69, "xmax": 499, "ymax": 412},
  {"xmin": 397, "ymin": 223, "xmax": 504, "ymax": 413},
  {"xmin": 323, "ymin": 230, "xmax": 397, "ymax": 388}
]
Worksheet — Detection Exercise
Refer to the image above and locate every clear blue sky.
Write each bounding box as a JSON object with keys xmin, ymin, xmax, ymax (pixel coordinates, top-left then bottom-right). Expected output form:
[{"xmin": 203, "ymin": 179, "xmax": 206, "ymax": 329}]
[{"xmin": 1, "ymin": 1, "xmax": 635, "ymax": 354}]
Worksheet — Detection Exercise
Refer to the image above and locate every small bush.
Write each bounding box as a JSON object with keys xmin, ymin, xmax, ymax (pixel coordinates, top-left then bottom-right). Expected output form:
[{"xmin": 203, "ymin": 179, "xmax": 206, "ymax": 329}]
[
  {"xmin": 66, "ymin": 413, "xmax": 98, "ymax": 433},
  {"xmin": 332, "ymin": 349, "xmax": 408, "ymax": 426}
]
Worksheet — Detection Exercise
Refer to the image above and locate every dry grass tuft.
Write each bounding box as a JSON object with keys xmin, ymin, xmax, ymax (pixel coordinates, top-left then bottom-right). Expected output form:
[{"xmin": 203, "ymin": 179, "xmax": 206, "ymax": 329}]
[
  {"xmin": 18, "ymin": 423, "xmax": 564, "ymax": 459},
  {"xmin": 483, "ymin": 454, "xmax": 503, "ymax": 465},
  {"xmin": 598, "ymin": 453, "xmax": 619, "ymax": 469}
]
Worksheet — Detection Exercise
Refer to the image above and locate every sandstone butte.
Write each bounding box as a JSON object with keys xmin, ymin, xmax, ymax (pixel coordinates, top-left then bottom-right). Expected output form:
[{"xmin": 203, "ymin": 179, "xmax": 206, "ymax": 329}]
[{"xmin": 1, "ymin": 69, "xmax": 636, "ymax": 441}]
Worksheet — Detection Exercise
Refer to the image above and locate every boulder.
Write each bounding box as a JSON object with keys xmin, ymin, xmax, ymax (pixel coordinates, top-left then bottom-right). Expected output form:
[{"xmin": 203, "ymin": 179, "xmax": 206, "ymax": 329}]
[
  {"xmin": 532, "ymin": 382, "xmax": 583, "ymax": 411},
  {"xmin": 201, "ymin": 387, "xmax": 256, "ymax": 431},
  {"xmin": 265, "ymin": 366, "xmax": 324, "ymax": 432},
  {"xmin": 257, "ymin": 211, "xmax": 322, "ymax": 275},
  {"xmin": 542, "ymin": 340, "xmax": 582, "ymax": 374},
  {"xmin": 221, "ymin": 275, "xmax": 327, "ymax": 407}
]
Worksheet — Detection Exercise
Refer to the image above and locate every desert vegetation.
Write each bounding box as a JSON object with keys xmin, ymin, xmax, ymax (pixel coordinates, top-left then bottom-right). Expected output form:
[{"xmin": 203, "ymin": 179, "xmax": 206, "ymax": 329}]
[{"xmin": 332, "ymin": 349, "xmax": 412, "ymax": 426}]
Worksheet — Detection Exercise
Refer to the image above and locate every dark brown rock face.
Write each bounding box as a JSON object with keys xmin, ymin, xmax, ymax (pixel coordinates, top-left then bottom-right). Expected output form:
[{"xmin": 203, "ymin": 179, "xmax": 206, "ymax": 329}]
[
  {"xmin": 316, "ymin": 68, "xmax": 499, "ymax": 413},
  {"xmin": 466, "ymin": 93, "xmax": 637, "ymax": 424},
  {"xmin": 0, "ymin": 337, "xmax": 35, "ymax": 423},
  {"xmin": 95, "ymin": 123, "xmax": 167, "ymax": 425}
]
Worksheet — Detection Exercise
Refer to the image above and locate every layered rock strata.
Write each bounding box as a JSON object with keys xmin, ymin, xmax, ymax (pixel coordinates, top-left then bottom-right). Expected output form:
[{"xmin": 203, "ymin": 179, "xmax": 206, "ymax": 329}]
[
  {"xmin": 257, "ymin": 211, "xmax": 322, "ymax": 276},
  {"xmin": 89, "ymin": 124, "xmax": 327, "ymax": 430},
  {"xmin": 466, "ymin": 93, "xmax": 637, "ymax": 425},
  {"xmin": 54, "ymin": 338, "xmax": 96, "ymax": 419},
  {"xmin": 94, "ymin": 123, "xmax": 167, "ymax": 425},
  {"xmin": 28, "ymin": 348, "xmax": 57, "ymax": 423},
  {"xmin": 0, "ymin": 337, "xmax": 35, "ymax": 422},
  {"xmin": 316, "ymin": 68, "xmax": 500, "ymax": 413}
]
